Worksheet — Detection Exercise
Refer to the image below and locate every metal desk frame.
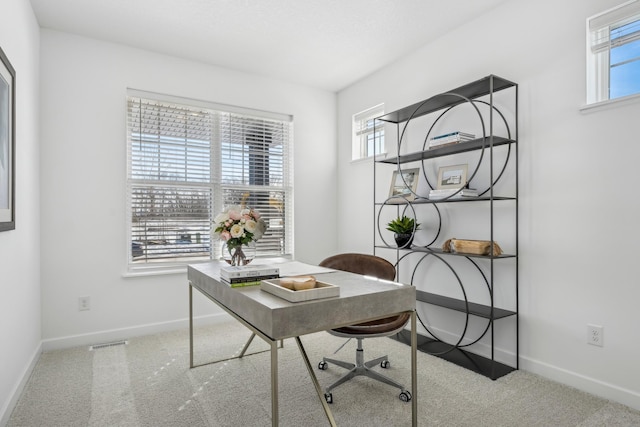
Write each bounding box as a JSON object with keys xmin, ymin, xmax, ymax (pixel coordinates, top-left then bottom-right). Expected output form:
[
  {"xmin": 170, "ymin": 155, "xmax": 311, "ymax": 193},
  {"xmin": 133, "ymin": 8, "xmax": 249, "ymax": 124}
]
[{"xmin": 188, "ymin": 263, "xmax": 417, "ymax": 426}]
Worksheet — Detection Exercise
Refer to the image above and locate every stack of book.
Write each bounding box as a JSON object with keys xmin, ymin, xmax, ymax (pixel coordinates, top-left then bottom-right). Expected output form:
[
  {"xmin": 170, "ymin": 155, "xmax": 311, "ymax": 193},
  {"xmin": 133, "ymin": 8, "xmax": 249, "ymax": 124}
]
[
  {"xmin": 428, "ymin": 131, "xmax": 475, "ymax": 149},
  {"xmin": 429, "ymin": 188, "xmax": 478, "ymax": 199},
  {"xmin": 220, "ymin": 264, "xmax": 280, "ymax": 288}
]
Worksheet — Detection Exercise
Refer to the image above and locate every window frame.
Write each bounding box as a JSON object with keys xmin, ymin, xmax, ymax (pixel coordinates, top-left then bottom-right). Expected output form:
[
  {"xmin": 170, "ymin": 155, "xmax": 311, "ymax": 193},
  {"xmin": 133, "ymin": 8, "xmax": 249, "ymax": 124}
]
[
  {"xmin": 352, "ymin": 104, "xmax": 385, "ymax": 161},
  {"xmin": 586, "ymin": 0, "xmax": 640, "ymax": 107},
  {"xmin": 125, "ymin": 90, "xmax": 294, "ymax": 275}
]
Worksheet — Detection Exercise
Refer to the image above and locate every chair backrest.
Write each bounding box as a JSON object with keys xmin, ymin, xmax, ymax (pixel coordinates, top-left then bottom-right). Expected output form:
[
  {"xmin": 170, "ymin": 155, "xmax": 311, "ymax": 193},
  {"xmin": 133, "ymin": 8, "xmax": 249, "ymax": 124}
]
[
  {"xmin": 319, "ymin": 253, "xmax": 396, "ymax": 281},
  {"xmin": 320, "ymin": 253, "xmax": 408, "ymax": 334}
]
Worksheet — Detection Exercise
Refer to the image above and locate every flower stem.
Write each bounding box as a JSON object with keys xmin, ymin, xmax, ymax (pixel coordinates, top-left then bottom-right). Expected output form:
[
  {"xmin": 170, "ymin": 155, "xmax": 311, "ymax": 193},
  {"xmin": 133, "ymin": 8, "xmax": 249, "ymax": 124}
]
[{"xmin": 229, "ymin": 246, "xmax": 248, "ymax": 266}]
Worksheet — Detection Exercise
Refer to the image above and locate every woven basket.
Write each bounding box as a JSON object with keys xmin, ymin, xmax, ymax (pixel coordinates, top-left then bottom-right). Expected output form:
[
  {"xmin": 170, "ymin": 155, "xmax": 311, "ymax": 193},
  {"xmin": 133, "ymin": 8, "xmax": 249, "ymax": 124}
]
[{"xmin": 442, "ymin": 238, "xmax": 503, "ymax": 256}]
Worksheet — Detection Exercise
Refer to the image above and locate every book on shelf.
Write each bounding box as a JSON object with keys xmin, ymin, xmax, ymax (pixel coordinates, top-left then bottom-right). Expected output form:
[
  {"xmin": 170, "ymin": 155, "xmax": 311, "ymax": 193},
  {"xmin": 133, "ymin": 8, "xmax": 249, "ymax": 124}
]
[
  {"xmin": 429, "ymin": 131, "xmax": 475, "ymax": 148},
  {"xmin": 428, "ymin": 139, "xmax": 459, "ymax": 149},
  {"xmin": 431, "ymin": 131, "xmax": 475, "ymax": 140},
  {"xmin": 429, "ymin": 188, "xmax": 478, "ymax": 199},
  {"xmin": 220, "ymin": 264, "xmax": 280, "ymax": 280}
]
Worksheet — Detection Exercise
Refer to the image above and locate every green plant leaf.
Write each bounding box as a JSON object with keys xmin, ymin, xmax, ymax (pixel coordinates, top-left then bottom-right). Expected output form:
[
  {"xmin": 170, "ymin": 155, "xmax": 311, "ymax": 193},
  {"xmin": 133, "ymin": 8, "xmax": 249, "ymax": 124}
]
[{"xmin": 386, "ymin": 215, "xmax": 420, "ymax": 234}]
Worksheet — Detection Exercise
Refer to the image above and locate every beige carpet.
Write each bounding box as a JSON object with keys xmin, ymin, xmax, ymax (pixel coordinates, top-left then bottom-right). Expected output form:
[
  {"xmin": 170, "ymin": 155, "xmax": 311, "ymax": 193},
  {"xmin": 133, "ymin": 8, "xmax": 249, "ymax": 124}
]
[{"xmin": 8, "ymin": 321, "xmax": 640, "ymax": 426}]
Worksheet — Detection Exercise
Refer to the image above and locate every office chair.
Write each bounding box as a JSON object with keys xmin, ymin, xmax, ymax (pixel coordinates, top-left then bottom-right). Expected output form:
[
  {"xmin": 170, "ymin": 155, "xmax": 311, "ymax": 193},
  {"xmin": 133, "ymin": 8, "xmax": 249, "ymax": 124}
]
[{"xmin": 317, "ymin": 253, "xmax": 412, "ymax": 403}]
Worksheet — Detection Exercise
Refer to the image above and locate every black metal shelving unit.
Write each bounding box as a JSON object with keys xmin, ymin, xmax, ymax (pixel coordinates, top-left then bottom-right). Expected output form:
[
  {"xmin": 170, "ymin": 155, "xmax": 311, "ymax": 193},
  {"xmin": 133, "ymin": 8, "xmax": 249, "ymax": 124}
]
[{"xmin": 373, "ymin": 75, "xmax": 518, "ymax": 380}]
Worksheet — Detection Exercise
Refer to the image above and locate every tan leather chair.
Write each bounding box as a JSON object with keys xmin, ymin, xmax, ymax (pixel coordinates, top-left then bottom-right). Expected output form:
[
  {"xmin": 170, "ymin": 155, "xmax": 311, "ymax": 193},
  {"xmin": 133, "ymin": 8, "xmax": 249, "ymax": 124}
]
[{"xmin": 318, "ymin": 253, "xmax": 412, "ymax": 403}]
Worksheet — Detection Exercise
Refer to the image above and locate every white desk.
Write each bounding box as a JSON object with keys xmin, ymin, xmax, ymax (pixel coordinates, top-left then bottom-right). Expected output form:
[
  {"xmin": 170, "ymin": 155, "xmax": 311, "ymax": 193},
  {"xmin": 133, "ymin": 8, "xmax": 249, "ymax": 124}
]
[{"xmin": 188, "ymin": 260, "xmax": 417, "ymax": 426}]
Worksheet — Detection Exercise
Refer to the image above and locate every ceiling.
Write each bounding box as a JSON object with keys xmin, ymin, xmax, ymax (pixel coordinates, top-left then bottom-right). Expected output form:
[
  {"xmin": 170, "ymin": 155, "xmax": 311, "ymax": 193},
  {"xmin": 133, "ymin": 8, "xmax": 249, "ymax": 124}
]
[{"xmin": 29, "ymin": 0, "xmax": 507, "ymax": 92}]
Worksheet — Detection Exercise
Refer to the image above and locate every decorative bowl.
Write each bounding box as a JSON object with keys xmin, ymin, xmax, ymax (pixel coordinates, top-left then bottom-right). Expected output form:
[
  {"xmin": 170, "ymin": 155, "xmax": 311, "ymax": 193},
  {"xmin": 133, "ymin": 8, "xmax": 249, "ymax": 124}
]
[{"xmin": 279, "ymin": 276, "xmax": 316, "ymax": 291}]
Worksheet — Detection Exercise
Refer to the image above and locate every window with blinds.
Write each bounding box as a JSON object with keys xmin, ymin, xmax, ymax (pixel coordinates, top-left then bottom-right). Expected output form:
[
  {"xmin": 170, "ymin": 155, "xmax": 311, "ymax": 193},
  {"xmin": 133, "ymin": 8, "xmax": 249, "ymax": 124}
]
[
  {"xmin": 352, "ymin": 104, "xmax": 384, "ymax": 160},
  {"xmin": 587, "ymin": 0, "xmax": 640, "ymax": 104},
  {"xmin": 126, "ymin": 93, "xmax": 293, "ymax": 270}
]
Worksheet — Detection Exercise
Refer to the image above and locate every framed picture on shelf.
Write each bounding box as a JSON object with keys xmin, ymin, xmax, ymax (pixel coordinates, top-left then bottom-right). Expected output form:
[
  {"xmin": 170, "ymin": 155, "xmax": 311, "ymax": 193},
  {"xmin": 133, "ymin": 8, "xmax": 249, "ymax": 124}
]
[
  {"xmin": 389, "ymin": 168, "xmax": 419, "ymax": 201},
  {"xmin": 437, "ymin": 164, "xmax": 467, "ymax": 190},
  {"xmin": 0, "ymin": 46, "xmax": 15, "ymax": 232}
]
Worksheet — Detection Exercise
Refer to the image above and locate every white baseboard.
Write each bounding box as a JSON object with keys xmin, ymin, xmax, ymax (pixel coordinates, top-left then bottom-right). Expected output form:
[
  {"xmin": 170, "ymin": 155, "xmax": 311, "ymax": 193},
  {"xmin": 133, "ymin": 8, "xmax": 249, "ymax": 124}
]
[
  {"xmin": 0, "ymin": 342, "xmax": 42, "ymax": 427},
  {"xmin": 521, "ymin": 356, "xmax": 640, "ymax": 411},
  {"xmin": 411, "ymin": 325, "xmax": 640, "ymax": 411},
  {"xmin": 41, "ymin": 313, "xmax": 230, "ymax": 351}
]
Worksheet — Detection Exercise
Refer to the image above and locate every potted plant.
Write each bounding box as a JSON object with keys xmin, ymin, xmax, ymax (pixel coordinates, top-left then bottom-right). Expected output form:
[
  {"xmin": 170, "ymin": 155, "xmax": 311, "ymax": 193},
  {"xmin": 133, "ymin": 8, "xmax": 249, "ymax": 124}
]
[{"xmin": 386, "ymin": 215, "xmax": 420, "ymax": 248}]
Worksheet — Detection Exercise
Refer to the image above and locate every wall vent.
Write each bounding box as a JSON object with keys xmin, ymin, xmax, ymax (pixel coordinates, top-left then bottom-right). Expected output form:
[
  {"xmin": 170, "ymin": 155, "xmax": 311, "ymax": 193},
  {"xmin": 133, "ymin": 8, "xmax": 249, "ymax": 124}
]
[{"xmin": 89, "ymin": 340, "xmax": 128, "ymax": 351}]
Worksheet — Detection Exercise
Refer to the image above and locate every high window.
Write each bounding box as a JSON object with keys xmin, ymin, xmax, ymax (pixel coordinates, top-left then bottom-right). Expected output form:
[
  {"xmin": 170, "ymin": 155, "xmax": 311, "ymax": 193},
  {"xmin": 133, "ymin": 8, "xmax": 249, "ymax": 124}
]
[
  {"xmin": 587, "ymin": 0, "xmax": 640, "ymax": 104},
  {"xmin": 126, "ymin": 91, "xmax": 293, "ymax": 272},
  {"xmin": 352, "ymin": 104, "xmax": 385, "ymax": 160}
]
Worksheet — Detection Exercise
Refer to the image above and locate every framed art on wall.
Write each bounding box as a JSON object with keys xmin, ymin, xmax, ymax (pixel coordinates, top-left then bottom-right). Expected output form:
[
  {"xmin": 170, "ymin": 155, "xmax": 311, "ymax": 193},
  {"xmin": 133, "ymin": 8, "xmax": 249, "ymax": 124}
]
[{"xmin": 0, "ymin": 46, "xmax": 15, "ymax": 232}]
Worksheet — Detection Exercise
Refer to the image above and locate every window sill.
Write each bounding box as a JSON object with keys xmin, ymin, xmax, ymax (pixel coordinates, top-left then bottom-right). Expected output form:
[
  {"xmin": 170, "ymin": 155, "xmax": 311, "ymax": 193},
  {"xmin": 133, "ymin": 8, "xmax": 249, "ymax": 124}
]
[
  {"xmin": 351, "ymin": 152, "xmax": 388, "ymax": 164},
  {"xmin": 122, "ymin": 255, "xmax": 294, "ymax": 278},
  {"xmin": 580, "ymin": 92, "xmax": 640, "ymax": 113},
  {"xmin": 123, "ymin": 264, "xmax": 189, "ymax": 278}
]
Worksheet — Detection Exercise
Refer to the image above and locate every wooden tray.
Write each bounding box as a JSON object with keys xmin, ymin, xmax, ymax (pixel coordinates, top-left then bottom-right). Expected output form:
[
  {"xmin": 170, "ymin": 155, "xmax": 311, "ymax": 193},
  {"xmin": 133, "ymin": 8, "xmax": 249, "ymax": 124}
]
[
  {"xmin": 260, "ymin": 278, "xmax": 339, "ymax": 302},
  {"xmin": 442, "ymin": 238, "xmax": 503, "ymax": 256}
]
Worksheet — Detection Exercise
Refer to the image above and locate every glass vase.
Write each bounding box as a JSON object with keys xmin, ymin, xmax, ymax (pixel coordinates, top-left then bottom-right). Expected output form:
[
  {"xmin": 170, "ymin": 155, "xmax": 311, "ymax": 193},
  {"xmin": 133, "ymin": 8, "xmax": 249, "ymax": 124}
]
[{"xmin": 221, "ymin": 241, "xmax": 256, "ymax": 266}]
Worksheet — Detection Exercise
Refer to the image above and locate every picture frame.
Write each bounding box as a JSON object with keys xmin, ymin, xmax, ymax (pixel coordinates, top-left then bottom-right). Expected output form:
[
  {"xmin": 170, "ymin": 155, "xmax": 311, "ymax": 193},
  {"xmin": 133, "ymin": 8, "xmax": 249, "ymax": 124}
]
[
  {"xmin": 389, "ymin": 168, "xmax": 419, "ymax": 201},
  {"xmin": 0, "ymin": 46, "xmax": 15, "ymax": 232},
  {"xmin": 437, "ymin": 164, "xmax": 468, "ymax": 190}
]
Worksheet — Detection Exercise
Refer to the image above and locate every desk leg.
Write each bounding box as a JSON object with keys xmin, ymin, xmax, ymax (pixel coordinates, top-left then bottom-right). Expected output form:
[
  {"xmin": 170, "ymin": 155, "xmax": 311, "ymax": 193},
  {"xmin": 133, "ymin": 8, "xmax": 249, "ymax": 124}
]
[
  {"xmin": 239, "ymin": 335, "xmax": 284, "ymax": 359},
  {"xmin": 189, "ymin": 284, "xmax": 275, "ymax": 369},
  {"xmin": 295, "ymin": 337, "xmax": 337, "ymax": 427},
  {"xmin": 239, "ymin": 333, "xmax": 257, "ymax": 358},
  {"xmin": 411, "ymin": 311, "xmax": 417, "ymax": 427},
  {"xmin": 271, "ymin": 339, "xmax": 279, "ymax": 426},
  {"xmin": 189, "ymin": 284, "xmax": 194, "ymax": 369}
]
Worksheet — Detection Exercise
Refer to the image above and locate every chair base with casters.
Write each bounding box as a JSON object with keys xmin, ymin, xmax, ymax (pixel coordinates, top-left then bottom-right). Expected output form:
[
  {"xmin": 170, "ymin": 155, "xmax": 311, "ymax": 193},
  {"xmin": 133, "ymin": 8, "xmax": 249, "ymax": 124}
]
[{"xmin": 318, "ymin": 328, "xmax": 412, "ymax": 404}]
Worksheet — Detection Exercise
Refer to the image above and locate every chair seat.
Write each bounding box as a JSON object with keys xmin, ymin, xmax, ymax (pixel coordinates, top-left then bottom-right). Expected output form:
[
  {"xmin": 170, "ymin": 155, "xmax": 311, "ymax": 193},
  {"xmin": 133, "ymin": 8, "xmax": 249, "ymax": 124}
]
[{"xmin": 332, "ymin": 313, "xmax": 411, "ymax": 335}]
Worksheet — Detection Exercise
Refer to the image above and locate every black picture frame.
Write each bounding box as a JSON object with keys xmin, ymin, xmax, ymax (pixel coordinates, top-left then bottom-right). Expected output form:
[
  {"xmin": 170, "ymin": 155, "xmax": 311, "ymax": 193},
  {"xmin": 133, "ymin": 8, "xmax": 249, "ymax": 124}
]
[{"xmin": 0, "ymin": 46, "xmax": 15, "ymax": 232}]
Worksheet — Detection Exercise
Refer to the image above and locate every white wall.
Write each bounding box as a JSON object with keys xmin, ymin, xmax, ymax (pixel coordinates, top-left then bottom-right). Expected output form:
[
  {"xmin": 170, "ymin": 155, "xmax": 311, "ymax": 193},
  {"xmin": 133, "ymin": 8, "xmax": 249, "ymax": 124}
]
[
  {"xmin": 337, "ymin": 0, "xmax": 640, "ymax": 410},
  {"xmin": 0, "ymin": 0, "xmax": 41, "ymax": 423},
  {"xmin": 39, "ymin": 30, "xmax": 337, "ymax": 347}
]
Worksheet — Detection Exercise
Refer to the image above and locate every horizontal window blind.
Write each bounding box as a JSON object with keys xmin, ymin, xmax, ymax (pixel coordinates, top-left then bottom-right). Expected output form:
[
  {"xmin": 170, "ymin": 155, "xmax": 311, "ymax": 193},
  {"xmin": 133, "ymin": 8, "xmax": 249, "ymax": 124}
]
[
  {"xmin": 127, "ymin": 94, "xmax": 293, "ymax": 268},
  {"xmin": 218, "ymin": 113, "xmax": 292, "ymax": 256},
  {"xmin": 589, "ymin": 0, "xmax": 640, "ymax": 33},
  {"xmin": 129, "ymin": 100, "xmax": 212, "ymax": 183},
  {"xmin": 590, "ymin": 15, "xmax": 640, "ymax": 54},
  {"xmin": 221, "ymin": 188, "xmax": 287, "ymax": 254}
]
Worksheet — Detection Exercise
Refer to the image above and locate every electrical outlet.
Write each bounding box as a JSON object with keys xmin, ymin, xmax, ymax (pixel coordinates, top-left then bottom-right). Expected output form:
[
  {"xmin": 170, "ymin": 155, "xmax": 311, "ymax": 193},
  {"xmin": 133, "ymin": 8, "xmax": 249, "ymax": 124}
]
[
  {"xmin": 78, "ymin": 296, "xmax": 90, "ymax": 311},
  {"xmin": 587, "ymin": 324, "xmax": 603, "ymax": 347}
]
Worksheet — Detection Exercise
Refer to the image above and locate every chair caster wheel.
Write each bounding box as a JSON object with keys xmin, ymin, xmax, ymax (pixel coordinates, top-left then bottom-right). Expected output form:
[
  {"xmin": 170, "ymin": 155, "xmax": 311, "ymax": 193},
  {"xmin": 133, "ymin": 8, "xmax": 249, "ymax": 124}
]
[
  {"xmin": 399, "ymin": 390, "xmax": 412, "ymax": 402},
  {"xmin": 318, "ymin": 361, "xmax": 328, "ymax": 370},
  {"xmin": 380, "ymin": 360, "xmax": 390, "ymax": 368},
  {"xmin": 324, "ymin": 392, "xmax": 333, "ymax": 404}
]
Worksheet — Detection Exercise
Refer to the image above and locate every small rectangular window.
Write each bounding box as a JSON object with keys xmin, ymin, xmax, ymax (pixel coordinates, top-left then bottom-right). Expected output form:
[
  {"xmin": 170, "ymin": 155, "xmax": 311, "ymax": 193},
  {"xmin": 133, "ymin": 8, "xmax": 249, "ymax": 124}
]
[
  {"xmin": 352, "ymin": 104, "xmax": 384, "ymax": 160},
  {"xmin": 587, "ymin": 0, "xmax": 640, "ymax": 104}
]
